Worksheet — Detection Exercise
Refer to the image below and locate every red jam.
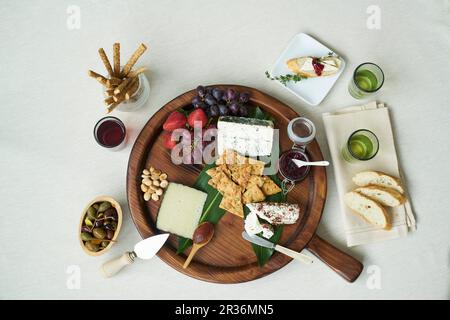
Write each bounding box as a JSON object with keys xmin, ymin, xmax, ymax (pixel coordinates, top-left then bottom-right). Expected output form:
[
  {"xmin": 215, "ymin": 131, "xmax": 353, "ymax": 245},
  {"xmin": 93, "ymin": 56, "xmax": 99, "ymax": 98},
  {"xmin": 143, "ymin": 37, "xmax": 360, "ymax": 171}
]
[
  {"xmin": 312, "ymin": 58, "xmax": 325, "ymax": 76},
  {"xmin": 278, "ymin": 149, "xmax": 310, "ymax": 182}
]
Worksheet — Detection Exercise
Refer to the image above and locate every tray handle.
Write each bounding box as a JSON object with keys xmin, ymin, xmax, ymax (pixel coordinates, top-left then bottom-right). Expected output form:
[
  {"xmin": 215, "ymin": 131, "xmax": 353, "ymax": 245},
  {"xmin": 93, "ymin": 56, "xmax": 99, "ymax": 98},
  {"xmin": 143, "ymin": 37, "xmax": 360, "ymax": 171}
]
[{"xmin": 306, "ymin": 234, "xmax": 363, "ymax": 282}]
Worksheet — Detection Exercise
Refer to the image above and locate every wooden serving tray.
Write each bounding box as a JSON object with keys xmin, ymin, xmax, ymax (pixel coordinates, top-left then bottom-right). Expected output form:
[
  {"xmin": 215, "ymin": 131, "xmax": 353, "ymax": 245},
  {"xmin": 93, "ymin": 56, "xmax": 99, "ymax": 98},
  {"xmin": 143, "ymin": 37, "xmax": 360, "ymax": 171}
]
[{"xmin": 127, "ymin": 85, "xmax": 362, "ymax": 283}]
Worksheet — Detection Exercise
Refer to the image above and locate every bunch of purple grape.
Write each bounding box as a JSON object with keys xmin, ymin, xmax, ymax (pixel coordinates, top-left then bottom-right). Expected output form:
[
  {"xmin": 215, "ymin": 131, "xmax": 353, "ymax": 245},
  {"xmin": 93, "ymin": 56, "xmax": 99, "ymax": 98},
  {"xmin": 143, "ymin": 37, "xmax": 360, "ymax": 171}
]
[{"xmin": 191, "ymin": 86, "xmax": 251, "ymax": 118}]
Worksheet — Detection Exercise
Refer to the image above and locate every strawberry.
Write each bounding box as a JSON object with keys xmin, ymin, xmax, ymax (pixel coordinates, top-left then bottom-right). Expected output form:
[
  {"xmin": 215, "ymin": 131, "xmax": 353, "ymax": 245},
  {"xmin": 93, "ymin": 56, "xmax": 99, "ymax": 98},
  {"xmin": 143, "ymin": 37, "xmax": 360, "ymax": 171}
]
[
  {"xmin": 187, "ymin": 109, "xmax": 208, "ymax": 129},
  {"xmin": 162, "ymin": 131, "xmax": 178, "ymax": 150},
  {"xmin": 163, "ymin": 111, "xmax": 187, "ymax": 132}
]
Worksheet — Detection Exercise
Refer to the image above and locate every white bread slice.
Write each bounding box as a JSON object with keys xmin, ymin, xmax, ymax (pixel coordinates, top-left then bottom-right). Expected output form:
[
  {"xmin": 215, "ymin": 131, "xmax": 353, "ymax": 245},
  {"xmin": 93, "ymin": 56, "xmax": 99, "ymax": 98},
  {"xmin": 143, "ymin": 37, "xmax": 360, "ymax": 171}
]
[
  {"xmin": 355, "ymin": 186, "xmax": 405, "ymax": 207},
  {"xmin": 344, "ymin": 191, "xmax": 391, "ymax": 230},
  {"xmin": 352, "ymin": 171, "xmax": 404, "ymax": 194},
  {"xmin": 286, "ymin": 56, "xmax": 341, "ymax": 78}
]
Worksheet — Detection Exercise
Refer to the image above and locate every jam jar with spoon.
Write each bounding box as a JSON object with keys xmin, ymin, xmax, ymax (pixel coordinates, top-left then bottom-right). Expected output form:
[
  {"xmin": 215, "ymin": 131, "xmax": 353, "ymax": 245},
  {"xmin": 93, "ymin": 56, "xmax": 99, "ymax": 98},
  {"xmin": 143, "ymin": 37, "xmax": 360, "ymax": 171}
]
[{"xmin": 278, "ymin": 117, "xmax": 322, "ymax": 194}]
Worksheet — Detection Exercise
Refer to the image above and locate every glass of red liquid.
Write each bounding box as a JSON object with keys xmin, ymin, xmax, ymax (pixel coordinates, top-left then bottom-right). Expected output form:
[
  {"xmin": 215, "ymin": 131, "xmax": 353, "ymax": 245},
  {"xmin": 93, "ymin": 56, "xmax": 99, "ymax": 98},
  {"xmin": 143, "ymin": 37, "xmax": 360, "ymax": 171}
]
[{"xmin": 93, "ymin": 116, "xmax": 126, "ymax": 150}]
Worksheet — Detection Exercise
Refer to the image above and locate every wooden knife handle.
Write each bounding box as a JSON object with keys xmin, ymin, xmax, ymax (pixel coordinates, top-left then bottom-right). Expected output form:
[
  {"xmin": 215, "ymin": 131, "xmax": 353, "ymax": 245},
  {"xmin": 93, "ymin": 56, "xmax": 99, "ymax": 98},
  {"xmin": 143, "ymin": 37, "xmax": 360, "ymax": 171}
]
[
  {"xmin": 100, "ymin": 252, "xmax": 135, "ymax": 278},
  {"xmin": 306, "ymin": 234, "xmax": 363, "ymax": 282}
]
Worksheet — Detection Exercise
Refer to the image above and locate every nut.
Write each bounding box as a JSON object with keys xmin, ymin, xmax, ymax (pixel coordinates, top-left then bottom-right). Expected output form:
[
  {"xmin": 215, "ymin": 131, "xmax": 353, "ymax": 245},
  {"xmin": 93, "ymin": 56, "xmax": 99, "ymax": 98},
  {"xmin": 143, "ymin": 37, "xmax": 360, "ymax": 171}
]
[
  {"xmin": 160, "ymin": 180, "xmax": 168, "ymax": 188},
  {"xmin": 142, "ymin": 178, "xmax": 152, "ymax": 186},
  {"xmin": 144, "ymin": 192, "xmax": 151, "ymax": 201},
  {"xmin": 155, "ymin": 188, "xmax": 163, "ymax": 196},
  {"xmin": 141, "ymin": 184, "xmax": 148, "ymax": 192},
  {"xmin": 141, "ymin": 174, "xmax": 150, "ymax": 179},
  {"xmin": 151, "ymin": 193, "xmax": 159, "ymax": 201},
  {"xmin": 153, "ymin": 180, "xmax": 160, "ymax": 187},
  {"xmin": 143, "ymin": 169, "xmax": 150, "ymax": 175},
  {"xmin": 154, "ymin": 169, "xmax": 162, "ymax": 176},
  {"xmin": 159, "ymin": 173, "xmax": 168, "ymax": 180},
  {"xmin": 151, "ymin": 173, "xmax": 160, "ymax": 180},
  {"xmin": 149, "ymin": 167, "xmax": 155, "ymax": 173}
]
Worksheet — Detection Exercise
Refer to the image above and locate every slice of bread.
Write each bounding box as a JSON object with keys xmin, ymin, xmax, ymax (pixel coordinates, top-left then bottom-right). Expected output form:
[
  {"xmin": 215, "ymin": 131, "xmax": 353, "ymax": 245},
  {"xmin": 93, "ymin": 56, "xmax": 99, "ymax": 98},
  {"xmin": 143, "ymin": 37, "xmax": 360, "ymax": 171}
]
[
  {"xmin": 286, "ymin": 56, "xmax": 341, "ymax": 78},
  {"xmin": 344, "ymin": 191, "xmax": 391, "ymax": 230},
  {"xmin": 352, "ymin": 171, "xmax": 404, "ymax": 194},
  {"xmin": 355, "ymin": 186, "xmax": 405, "ymax": 207}
]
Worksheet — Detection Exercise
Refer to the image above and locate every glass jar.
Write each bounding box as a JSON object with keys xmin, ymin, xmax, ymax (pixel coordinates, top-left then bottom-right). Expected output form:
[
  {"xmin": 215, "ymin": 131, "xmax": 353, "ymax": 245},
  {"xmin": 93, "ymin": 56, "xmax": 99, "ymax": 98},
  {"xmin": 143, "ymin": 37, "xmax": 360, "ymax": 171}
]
[
  {"xmin": 278, "ymin": 117, "xmax": 316, "ymax": 194},
  {"xmin": 103, "ymin": 72, "xmax": 150, "ymax": 112}
]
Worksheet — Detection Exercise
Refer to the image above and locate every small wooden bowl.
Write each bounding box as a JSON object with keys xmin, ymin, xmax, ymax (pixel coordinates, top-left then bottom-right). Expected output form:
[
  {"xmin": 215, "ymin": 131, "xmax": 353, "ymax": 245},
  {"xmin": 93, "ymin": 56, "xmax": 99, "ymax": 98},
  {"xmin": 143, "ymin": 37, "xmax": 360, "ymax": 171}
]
[{"xmin": 79, "ymin": 195, "xmax": 123, "ymax": 256}]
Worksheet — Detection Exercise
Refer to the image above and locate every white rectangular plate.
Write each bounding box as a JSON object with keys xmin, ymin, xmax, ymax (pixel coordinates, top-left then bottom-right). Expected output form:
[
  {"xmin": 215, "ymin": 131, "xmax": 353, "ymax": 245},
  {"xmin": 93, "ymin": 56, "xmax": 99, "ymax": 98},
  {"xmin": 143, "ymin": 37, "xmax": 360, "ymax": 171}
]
[{"xmin": 270, "ymin": 33, "xmax": 345, "ymax": 106}]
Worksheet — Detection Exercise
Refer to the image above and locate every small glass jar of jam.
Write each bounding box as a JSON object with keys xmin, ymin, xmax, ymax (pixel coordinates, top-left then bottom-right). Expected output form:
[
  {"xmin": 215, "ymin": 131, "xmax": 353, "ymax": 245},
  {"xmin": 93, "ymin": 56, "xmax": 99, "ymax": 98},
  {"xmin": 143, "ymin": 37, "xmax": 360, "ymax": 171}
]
[{"xmin": 278, "ymin": 117, "xmax": 316, "ymax": 194}]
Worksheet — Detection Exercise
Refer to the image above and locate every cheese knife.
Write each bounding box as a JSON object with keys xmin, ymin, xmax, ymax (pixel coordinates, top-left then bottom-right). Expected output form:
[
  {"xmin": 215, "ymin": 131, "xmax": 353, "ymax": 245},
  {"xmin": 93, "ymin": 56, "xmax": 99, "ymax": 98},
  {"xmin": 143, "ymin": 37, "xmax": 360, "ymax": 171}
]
[
  {"xmin": 100, "ymin": 233, "xmax": 170, "ymax": 278},
  {"xmin": 242, "ymin": 231, "xmax": 313, "ymax": 264}
]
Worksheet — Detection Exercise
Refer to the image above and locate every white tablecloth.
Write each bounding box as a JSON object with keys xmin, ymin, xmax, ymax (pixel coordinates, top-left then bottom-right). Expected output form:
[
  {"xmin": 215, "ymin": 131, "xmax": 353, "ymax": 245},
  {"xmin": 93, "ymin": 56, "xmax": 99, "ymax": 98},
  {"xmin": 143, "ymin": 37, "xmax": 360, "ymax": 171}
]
[{"xmin": 1, "ymin": 0, "xmax": 449, "ymax": 299}]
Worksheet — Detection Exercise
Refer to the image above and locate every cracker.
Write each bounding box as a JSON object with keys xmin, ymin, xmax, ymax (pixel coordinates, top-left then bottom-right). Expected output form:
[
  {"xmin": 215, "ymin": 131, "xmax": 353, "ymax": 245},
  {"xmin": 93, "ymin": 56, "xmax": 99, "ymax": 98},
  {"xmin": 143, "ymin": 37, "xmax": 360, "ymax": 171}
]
[
  {"xmin": 229, "ymin": 164, "xmax": 252, "ymax": 189},
  {"xmin": 248, "ymin": 175, "xmax": 264, "ymax": 188},
  {"xmin": 261, "ymin": 176, "xmax": 282, "ymax": 195},
  {"xmin": 219, "ymin": 195, "xmax": 243, "ymax": 218},
  {"xmin": 242, "ymin": 184, "xmax": 266, "ymax": 204}
]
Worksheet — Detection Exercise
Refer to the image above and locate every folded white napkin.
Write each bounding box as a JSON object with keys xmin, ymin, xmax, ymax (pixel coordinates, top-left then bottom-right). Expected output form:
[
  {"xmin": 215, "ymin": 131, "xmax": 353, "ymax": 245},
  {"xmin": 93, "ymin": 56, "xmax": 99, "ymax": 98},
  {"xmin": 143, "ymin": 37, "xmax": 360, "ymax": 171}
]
[{"xmin": 322, "ymin": 102, "xmax": 416, "ymax": 247}]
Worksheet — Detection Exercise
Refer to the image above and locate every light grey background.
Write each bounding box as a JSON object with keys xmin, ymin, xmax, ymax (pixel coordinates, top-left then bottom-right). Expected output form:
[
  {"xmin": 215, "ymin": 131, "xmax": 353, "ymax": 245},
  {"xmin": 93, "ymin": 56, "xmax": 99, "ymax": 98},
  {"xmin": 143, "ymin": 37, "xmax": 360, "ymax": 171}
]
[{"xmin": 1, "ymin": 0, "xmax": 449, "ymax": 299}]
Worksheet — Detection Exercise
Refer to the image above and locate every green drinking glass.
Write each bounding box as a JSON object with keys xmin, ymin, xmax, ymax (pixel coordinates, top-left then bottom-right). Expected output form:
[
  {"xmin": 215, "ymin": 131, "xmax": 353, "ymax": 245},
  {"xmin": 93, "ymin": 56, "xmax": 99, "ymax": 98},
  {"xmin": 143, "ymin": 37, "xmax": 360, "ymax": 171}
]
[
  {"xmin": 348, "ymin": 63, "xmax": 384, "ymax": 99},
  {"xmin": 342, "ymin": 129, "xmax": 379, "ymax": 162}
]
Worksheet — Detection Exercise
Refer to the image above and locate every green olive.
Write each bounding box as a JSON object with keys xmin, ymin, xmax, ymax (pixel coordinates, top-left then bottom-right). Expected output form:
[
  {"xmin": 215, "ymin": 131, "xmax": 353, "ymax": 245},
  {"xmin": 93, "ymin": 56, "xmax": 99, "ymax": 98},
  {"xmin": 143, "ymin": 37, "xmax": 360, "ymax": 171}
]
[
  {"xmin": 97, "ymin": 201, "xmax": 111, "ymax": 213},
  {"xmin": 87, "ymin": 206, "xmax": 97, "ymax": 219},
  {"xmin": 84, "ymin": 217, "xmax": 94, "ymax": 227},
  {"xmin": 85, "ymin": 241, "xmax": 99, "ymax": 252},
  {"xmin": 93, "ymin": 203, "xmax": 100, "ymax": 211},
  {"xmin": 81, "ymin": 232, "xmax": 93, "ymax": 241},
  {"xmin": 101, "ymin": 240, "xmax": 110, "ymax": 248},
  {"xmin": 93, "ymin": 227, "xmax": 106, "ymax": 239}
]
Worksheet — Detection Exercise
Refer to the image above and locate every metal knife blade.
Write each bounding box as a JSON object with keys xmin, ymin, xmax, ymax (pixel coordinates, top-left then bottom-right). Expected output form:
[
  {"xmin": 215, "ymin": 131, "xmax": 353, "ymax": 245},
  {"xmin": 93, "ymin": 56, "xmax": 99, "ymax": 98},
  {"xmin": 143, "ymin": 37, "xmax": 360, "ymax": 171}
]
[
  {"xmin": 134, "ymin": 233, "xmax": 170, "ymax": 260},
  {"xmin": 242, "ymin": 231, "xmax": 274, "ymax": 249}
]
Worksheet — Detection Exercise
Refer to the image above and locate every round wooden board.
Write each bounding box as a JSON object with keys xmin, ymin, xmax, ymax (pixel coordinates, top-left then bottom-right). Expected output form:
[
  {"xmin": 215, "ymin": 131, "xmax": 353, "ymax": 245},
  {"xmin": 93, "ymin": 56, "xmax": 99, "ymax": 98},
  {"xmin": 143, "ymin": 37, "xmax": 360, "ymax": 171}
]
[{"xmin": 127, "ymin": 85, "xmax": 327, "ymax": 283}]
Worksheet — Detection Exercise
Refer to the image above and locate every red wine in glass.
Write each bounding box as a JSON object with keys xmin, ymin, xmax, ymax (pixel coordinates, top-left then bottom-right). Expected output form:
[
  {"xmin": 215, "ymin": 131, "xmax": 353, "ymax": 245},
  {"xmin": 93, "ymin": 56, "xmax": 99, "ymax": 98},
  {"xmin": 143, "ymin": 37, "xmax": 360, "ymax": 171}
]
[{"xmin": 94, "ymin": 117, "xmax": 126, "ymax": 149}]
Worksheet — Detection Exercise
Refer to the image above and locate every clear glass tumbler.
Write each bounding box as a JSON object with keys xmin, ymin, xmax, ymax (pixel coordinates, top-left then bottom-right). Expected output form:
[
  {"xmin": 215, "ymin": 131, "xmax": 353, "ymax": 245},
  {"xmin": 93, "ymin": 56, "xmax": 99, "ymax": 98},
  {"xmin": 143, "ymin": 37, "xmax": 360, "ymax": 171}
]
[{"xmin": 348, "ymin": 63, "xmax": 384, "ymax": 99}]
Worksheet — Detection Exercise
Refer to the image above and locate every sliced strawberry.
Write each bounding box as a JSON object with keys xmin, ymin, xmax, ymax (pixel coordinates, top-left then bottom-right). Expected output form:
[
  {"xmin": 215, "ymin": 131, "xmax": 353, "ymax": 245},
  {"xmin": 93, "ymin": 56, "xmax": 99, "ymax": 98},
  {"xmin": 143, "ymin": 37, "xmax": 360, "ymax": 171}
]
[
  {"xmin": 187, "ymin": 109, "xmax": 208, "ymax": 129},
  {"xmin": 163, "ymin": 111, "xmax": 187, "ymax": 132}
]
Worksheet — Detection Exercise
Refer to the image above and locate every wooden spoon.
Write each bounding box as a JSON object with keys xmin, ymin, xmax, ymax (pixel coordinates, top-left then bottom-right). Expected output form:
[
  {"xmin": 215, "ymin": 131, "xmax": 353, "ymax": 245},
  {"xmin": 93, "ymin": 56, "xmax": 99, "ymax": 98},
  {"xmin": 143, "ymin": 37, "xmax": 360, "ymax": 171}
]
[{"xmin": 183, "ymin": 222, "xmax": 214, "ymax": 269}]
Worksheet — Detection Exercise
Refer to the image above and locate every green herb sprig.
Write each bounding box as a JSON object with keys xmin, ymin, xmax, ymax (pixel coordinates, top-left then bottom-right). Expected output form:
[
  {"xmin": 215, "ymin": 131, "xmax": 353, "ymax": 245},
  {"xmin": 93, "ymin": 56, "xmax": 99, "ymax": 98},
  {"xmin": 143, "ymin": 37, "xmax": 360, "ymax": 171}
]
[{"xmin": 265, "ymin": 71, "xmax": 307, "ymax": 86}]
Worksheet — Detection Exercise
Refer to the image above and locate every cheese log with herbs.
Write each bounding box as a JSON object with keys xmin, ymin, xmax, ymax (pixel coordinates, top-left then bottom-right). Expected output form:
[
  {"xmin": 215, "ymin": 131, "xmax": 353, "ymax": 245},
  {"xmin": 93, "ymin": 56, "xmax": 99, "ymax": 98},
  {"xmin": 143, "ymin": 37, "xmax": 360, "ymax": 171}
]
[
  {"xmin": 244, "ymin": 211, "xmax": 274, "ymax": 239},
  {"xmin": 246, "ymin": 202, "xmax": 300, "ymax": 225},
  {"xmin": 156, "ymin": 183, "xmax": 207, "ymax": 239},
  {"xmin": 217, "ymin": 116, "xmax": 274, "ymax": 156}
]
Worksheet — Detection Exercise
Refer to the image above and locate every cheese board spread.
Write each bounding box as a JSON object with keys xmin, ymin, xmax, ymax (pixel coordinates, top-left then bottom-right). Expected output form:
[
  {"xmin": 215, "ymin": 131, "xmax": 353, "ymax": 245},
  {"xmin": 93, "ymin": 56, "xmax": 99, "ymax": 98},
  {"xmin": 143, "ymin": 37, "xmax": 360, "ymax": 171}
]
[{"xmin": 127, "ymin": 85, "xmax": 363, "ymax": 283}]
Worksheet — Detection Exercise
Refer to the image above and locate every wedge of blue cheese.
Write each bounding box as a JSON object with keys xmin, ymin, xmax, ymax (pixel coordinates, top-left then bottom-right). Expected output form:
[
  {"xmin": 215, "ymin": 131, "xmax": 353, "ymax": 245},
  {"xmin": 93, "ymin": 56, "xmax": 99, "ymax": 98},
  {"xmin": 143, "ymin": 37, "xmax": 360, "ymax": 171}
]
[{"xmin": 217, "ymin": 116, "xmax": 274, "ymax": 157}]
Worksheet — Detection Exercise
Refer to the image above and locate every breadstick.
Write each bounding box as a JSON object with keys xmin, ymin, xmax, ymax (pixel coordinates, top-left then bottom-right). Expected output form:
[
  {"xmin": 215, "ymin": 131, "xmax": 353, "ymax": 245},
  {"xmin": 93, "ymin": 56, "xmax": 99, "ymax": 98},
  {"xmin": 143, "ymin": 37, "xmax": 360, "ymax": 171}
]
[
  {"xmin": 106, "ymin": 78, "xmax": 121, "ymax": 87},
  {"xmin": 113, "ymin": 43, "xmax": 121, "ymax": 77},
  {"xmin": 114, "ymin": 76, "xmax": 133, "ymax": 95},
  {"xmin": 125, "ymin": 77, "xmax": 139, "ymax": 100},
  {"xmin": 127, "ymin": 66, "xmax": 147, "ymax": 78},
  {"xmin": 104, "ymin": 96, "xmax": 115, "ymax": 105},
  {"xmin": 122, "ymin": 43, "xmax": 147, "ymax": 76},
  {"xmin": 104, "ymin": 89, "xmax": 115, "ymax": 97},
  {"xmin": 88, "ymin": 70, "xmax": 108, "ymax": 86},
  {"xmin": 98, "ymin": 48, "xmax": 114, "ymax": 76},
  {"xmin": 106, "ymin": 101, "xmax": 121, "ymax": 114}
]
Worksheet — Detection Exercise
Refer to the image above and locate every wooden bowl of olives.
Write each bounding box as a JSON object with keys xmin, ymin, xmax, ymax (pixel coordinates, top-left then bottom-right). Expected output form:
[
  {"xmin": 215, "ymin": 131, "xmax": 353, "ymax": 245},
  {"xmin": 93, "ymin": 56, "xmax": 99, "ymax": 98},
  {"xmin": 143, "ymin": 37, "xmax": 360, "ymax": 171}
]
[{"xmin": 79, "ymin": 196, "xmax": 122, "ymax": 256}]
